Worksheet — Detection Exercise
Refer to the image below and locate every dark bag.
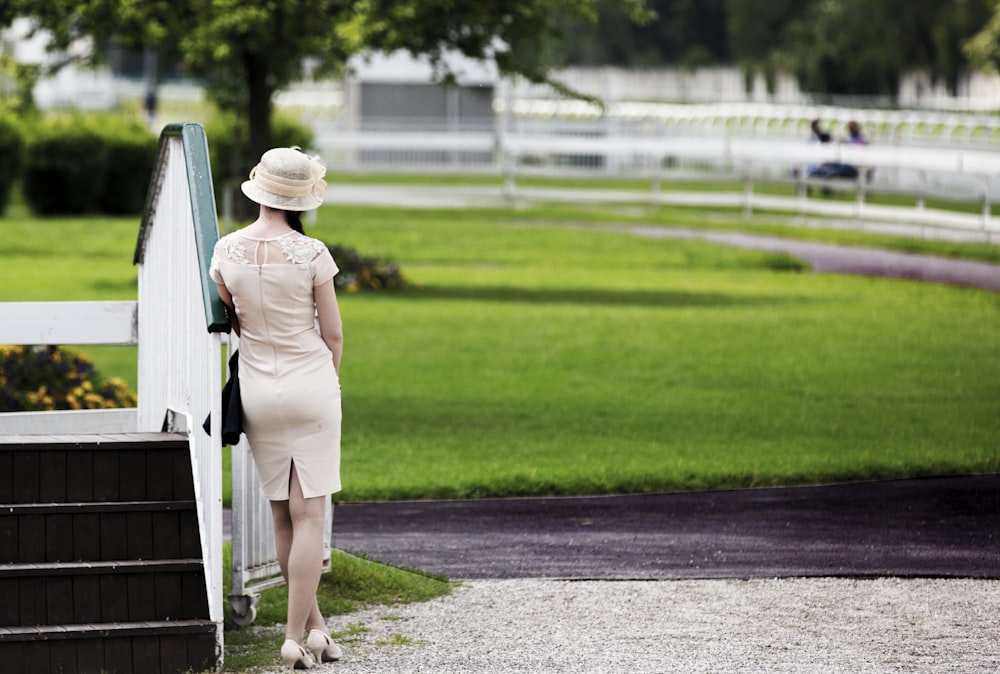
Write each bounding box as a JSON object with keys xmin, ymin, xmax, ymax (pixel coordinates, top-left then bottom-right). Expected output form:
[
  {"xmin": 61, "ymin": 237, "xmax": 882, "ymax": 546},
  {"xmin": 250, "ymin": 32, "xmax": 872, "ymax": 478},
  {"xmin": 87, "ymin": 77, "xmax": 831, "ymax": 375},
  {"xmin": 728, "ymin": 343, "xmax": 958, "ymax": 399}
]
[{"xmin": 202, "ymin": 349, "xmax": 244, "ymax": 445}]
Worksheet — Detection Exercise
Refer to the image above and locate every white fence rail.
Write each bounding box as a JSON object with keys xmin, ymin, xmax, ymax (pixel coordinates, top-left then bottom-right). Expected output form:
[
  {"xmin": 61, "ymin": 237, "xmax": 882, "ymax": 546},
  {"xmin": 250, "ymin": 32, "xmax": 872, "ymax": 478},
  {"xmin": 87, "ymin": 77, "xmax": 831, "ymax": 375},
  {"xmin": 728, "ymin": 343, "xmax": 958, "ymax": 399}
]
[
  {"xmin": 316, "ymin": 128, "xmax": 1000, "ymax": 239},
  {"xmin": 0, "ymin": 301, "xmax": 140, "ymax": 436}
]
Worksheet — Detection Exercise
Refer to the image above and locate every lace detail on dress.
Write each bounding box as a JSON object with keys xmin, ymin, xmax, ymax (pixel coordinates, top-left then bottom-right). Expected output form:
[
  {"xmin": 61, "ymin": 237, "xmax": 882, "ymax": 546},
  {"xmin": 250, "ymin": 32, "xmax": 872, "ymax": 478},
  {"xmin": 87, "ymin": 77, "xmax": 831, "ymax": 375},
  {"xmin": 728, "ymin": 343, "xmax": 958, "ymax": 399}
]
[
  {"xmin": 279, "ymin": 234, "xmax": 326, "ymax": 264},
  {"xmin": 222, "ymin": 237, "xmax": 249, "ymax": 264}
]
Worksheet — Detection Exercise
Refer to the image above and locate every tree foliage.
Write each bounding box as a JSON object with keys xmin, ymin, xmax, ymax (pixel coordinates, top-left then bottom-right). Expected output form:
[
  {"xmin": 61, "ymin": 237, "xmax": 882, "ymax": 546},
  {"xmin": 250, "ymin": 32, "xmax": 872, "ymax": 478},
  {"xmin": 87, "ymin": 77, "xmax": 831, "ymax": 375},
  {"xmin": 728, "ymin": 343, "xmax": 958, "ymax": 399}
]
[
  {"xmin": 964, "ymin": 0, "xmax": 1000, "ymax": 73},
  {"xmin": 555, "ymin": 0, "xmax": 729, "ymax": 68},
  {"xmin": 556, "ymin": 0, "xmax": 994, "ymax": 99},
  {"xmin": 6, "ymin": 1, "xmax": 650, "ymax": 174},
  {"xmin": 769, "ymin": 0, "xmax": 994, "ymax": 97}
]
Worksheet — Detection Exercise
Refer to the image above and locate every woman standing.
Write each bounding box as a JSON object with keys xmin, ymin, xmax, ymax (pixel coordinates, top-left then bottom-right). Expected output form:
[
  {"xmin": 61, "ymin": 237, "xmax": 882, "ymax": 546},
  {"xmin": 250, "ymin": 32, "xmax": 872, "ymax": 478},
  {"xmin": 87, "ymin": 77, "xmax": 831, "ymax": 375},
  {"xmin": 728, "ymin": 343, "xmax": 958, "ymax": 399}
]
[{"xmin": 210, "ymin": 147, "xmax": 344, "ymax": 670}]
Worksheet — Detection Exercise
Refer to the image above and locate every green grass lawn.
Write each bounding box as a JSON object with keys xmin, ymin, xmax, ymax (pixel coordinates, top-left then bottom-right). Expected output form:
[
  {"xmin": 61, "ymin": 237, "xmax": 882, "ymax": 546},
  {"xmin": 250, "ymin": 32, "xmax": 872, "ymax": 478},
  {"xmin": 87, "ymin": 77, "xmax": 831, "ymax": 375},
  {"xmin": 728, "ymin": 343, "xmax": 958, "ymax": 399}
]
[
  {"xmin": 2, "ymin": 201, "xmax": 998, "ymax": 502},
  {"xmin": 316, "ymin": 206, "xmax": 1000, "ymax": 499}
]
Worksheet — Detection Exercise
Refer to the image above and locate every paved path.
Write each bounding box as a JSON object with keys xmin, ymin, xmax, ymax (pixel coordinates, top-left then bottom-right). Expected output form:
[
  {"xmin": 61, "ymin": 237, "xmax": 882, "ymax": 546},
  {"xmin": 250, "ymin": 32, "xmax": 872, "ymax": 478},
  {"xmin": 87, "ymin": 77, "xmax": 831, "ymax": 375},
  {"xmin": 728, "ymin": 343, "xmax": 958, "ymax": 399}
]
[
  {"xmin": 623, "ymin": 225, "xmax": 1000, "ymax": 293},
  {"xmin": 332, "ymin": 476, "xmax": 1000, "ymax": 580}
]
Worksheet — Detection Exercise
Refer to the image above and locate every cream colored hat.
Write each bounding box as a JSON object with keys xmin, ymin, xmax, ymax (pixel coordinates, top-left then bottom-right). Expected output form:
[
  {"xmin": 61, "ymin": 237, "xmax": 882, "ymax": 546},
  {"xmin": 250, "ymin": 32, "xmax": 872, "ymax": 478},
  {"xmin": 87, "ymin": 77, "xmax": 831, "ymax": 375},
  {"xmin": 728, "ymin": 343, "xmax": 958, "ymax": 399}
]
[{"xmin": 241, "ymin": 147, "xmax": 327, "ymax": 211}]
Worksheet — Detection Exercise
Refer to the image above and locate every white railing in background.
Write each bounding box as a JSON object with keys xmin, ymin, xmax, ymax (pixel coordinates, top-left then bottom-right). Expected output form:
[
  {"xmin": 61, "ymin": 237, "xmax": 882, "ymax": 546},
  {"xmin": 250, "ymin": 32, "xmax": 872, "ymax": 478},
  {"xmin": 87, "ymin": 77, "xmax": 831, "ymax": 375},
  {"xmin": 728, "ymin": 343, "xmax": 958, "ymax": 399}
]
[
  {"xmin": 0, "ymin": 301, "xmax": 139, "ymax": 435},
  {"xmin": 316, "ymin": 128, "xmax": 1000, "ymax": 240},
  {"xmin": 497, "ymin": 99, "xmax": 1000, "ymax": 145}
]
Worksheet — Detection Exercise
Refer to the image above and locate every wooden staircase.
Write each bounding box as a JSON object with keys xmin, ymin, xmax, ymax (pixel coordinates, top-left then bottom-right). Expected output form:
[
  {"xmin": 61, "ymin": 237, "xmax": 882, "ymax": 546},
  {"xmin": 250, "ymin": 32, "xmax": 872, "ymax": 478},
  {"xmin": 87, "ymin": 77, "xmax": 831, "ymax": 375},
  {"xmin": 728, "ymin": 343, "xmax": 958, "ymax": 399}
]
[{"xmin": 0, "ymin": 433, "xmax": 216, "ymax": 674}]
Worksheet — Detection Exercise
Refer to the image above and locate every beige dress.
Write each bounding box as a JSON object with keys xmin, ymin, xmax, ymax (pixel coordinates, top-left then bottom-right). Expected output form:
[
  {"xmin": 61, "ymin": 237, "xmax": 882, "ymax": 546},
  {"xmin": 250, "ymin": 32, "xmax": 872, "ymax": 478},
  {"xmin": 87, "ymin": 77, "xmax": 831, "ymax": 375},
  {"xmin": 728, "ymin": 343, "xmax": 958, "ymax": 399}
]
[{"xmin": 210, "ymin": 230, "xmax": 341, "ymax": 500}]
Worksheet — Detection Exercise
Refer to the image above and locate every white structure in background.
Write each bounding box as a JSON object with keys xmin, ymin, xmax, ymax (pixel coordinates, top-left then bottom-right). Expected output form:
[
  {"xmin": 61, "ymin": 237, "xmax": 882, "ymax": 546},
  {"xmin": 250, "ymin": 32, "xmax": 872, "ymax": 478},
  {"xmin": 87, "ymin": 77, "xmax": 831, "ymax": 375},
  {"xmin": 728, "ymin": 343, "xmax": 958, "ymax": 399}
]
[
  {"xmin": 0, "ymin": 17, "xmax": 121, "ymax": 109},
  {"xmin": 310, "ymin": 49, "xmax": 498, "ymax": 168},
  {"xmin": 343, "ymin": 49, "xmax": 498, "ymax": 131}
]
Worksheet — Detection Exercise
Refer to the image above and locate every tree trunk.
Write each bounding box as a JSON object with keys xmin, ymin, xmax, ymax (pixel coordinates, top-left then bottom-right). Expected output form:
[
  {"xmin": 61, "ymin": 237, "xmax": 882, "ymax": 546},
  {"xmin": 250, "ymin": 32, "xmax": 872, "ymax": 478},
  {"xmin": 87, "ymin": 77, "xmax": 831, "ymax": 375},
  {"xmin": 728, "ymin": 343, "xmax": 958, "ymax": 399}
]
[{"xmin": 238, "ymin": 51, "xmax": 275, "ymax": 220}]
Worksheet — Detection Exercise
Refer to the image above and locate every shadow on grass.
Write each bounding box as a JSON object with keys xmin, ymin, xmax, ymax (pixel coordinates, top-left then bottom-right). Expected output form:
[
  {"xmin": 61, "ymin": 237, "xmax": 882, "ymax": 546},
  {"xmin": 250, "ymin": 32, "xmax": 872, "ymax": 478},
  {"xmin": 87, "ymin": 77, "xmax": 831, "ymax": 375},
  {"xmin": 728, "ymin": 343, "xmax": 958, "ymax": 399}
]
[{"xmin": 409, "ymin": 285, "xmax": 811, "ymax": 309}]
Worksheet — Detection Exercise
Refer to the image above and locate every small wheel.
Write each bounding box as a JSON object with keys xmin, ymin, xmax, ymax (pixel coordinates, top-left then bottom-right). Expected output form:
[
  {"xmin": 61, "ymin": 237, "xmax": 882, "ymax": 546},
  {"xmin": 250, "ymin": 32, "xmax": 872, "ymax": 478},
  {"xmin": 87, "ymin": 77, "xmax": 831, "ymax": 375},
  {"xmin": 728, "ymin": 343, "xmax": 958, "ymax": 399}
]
[{"xmin": 232, "ymin": 604, "xmax": 257, "ymax": 626}]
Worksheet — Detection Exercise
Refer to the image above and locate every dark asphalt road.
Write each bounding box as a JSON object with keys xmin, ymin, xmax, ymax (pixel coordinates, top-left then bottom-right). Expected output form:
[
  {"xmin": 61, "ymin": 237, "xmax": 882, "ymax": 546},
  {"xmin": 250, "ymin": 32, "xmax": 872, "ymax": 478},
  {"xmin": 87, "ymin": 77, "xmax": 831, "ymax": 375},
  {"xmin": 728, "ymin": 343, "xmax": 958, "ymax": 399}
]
[{"xmin": 331, "ymin": 475, "xmax": 1000, "ymax": 580}]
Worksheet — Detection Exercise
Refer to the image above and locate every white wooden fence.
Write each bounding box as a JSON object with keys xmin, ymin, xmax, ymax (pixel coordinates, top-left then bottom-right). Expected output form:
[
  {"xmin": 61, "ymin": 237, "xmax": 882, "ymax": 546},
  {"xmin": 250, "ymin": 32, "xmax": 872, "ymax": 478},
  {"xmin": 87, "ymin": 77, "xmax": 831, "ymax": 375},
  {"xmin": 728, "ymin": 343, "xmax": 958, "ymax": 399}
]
[{"xmin": 316, "ymin": 127, "xmax": 1000, "ymax": 240}]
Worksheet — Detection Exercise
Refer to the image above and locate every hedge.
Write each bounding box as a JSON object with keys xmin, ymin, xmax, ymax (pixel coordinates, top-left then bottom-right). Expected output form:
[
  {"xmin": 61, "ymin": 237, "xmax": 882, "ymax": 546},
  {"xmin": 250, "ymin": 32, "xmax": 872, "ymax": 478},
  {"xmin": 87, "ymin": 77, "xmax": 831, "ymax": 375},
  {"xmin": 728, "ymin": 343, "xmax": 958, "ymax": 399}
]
[{"xmin": 21, "ymin": 113, "xmax": 156, "ymax": 216}]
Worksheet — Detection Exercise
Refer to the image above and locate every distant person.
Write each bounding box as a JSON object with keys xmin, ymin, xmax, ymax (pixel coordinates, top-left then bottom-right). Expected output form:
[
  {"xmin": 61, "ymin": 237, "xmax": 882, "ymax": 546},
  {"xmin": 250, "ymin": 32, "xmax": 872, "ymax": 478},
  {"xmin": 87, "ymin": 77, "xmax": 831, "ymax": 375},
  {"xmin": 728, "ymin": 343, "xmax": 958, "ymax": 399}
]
[
  {"xmin": 844, "ymin": 120, "xmax": 868, "ymax": 145},
  {"xmin": 810, "ymin": 119, "xmax": 832, "ymax": 144},
  {"xmin": 802, "ymin": 119, "xmax": 833, "ymax": 179},
  {"xmin": 143, "ymin": 90, "xmax": 158, "ymax": 126},
  {"xmin": 809, "ymin": 120, "xmax": 868, "ymax": 182}
]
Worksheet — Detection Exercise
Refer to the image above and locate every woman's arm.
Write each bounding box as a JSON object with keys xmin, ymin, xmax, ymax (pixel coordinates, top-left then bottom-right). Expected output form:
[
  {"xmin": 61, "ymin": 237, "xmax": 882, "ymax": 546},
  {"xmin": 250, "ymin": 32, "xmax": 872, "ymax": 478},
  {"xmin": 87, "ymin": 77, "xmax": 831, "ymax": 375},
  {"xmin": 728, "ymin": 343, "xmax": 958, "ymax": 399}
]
[{"xmin": 314, "ymin": 280, "xmax": 343, "ymax": 373}]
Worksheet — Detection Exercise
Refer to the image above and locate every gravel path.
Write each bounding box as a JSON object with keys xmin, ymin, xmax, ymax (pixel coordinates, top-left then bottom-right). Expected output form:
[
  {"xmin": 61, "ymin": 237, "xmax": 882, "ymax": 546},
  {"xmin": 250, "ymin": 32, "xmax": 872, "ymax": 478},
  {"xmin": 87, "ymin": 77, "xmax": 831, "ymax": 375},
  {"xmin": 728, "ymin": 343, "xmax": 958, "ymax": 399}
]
[{"xmin": 266, "ymin": 577, "xmax": 1000, "ymax": 674}]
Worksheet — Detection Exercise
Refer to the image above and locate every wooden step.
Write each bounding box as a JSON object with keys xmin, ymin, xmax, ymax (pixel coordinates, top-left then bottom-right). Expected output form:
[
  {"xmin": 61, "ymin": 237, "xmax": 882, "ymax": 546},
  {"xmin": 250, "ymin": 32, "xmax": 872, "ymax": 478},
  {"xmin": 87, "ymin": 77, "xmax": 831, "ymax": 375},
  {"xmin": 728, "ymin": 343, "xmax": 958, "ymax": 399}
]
[
  {"xmin": 0, "ymin": 433, "xmax": 192, "ymax": 505},
  {"xmin": 0, "ymin": 559, "xmax": 209, "ymax": 625},
  {"xmin": 0, "ymin": 619, "xmax": 217, "ymax": 674},
  {"xmin": 0, "ymin": 433, "xmax": 216, "ymax": 673},
  {"xmin": 0, "ymin": 501, "xmax": 200, "ymax": 564}
]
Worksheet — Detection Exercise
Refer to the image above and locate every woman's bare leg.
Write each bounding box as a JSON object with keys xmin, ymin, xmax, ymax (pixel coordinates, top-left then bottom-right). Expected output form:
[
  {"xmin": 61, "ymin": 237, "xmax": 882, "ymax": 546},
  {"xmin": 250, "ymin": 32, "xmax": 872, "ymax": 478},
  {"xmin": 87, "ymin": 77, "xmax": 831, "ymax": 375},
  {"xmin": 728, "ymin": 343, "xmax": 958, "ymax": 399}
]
[{"xmin": 271, "ymin": 462, "xmax": 327, "ymax": 642}]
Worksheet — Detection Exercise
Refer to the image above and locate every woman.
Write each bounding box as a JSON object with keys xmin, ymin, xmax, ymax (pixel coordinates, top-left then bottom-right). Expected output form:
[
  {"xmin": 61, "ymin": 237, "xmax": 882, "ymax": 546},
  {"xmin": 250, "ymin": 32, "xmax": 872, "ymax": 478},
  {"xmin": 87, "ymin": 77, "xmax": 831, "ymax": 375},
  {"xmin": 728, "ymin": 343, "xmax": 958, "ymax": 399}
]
[{"xmin": 210, "ymin": 147, "xmax": 344, "ymax": 670}]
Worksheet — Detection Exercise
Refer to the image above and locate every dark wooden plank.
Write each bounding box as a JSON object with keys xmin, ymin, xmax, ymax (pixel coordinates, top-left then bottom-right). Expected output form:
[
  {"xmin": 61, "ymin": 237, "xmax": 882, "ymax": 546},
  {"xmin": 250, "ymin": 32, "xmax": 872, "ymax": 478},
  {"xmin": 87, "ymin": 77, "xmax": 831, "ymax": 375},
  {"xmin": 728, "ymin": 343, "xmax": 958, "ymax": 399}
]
[
  {"xmin": 133, "ymin": 635, "xmax": 161, "ymax": 674},
  {"xmin": 125, "ymin": 512, "xmax": 153, "ymax": 560},
  {"xmin": 158, "ymin": 634, "xmax": 190, "ymax": 674},
  {"xmin": 0, "ymin": 451, "xmax": 14, "ymax": 503},
  {"xmin": 45, "ymin": 513, "xmax": 74, "ymax": 563},
  {"xmin": 146, "ymin": 450, "xmax": 175, "ymax": 501},
  {"xmin": 119, "ymin": 450, "xmax": 146, "ymax": 501},
  {"xmin": 45, "ymin": 576, "xmax": 74, "ymax": 625},
  {"xmin": 65, "ymin": 451, "xmax": 93, "ymax": 503},
  {"xmin": 0, "ymin": 642, "xmax": 25, "ymax": 674},
  {"xmin": 75, "ymin": 639, "xmax": 104, "ymax": 674},
  {"xmin": 186, "ymin": 631, "xmax": 219, "ymax": 674},
  {"xmin": 18, "ymin": 578, "xmax": 45, "ymax": 626},
  {"xmin": 72, "ymin": 575, "xmax": 102, "ymax": 624},
  {"xmin": 99, "ymin": 512, "xmax": 128, "ymax": 561},
  {"xmin": 11, "ymin": 451, "xmax": 40, "ymax": 504},
  {"xmin": 100, "ymin": 573, "xmax": 130, "ymax": 623},
  {"xmin": 127, "ymin": 575, "xmax": 156, "ymax": 622},
  {"xmin": 0, "ymin": 578, "xmax": 19, "ymax": 625},
  {"xmin": 181, "ymin": 571, "xmax": 210, "ymax": 619},
  {"xmin": 151, "ymin": 512, "xmax": 180, "ymax": 560},
  {"xmin": 93, "ymin": 450, "xmax": 121, "ymax": 502},
  {"xmin": 21, "ymin": 640, "xmax": 51, "ymax": 674},
  {"xmin": 0, "ymin": 515, "xmax": 17, "ymax": 564},
  {"xmin": 178, "ymin": 511, "xmax": 201, "ymax": 559},
  {"xmin": 72, "ymin": 513, "xmax": 100, "ymax": 562},
  {"xmin": 38, "ymin": 450, "xmax": 67, "ymax": 503},
  {"xmin": 103, "ymin": 635, "xmax": 133, "ymax": 674},
  {"xmin": 48, "ymin": 639, "xmax": 78, "ymax": 674},
  {"xmin": 155, "ymin": 574, "xmax": 184, "ymax": 621},
  {"xmin": 18, "ymin": 514, "xmax": 45, "ymax": 564},
  {"xmin": 172, "ymin": 449, "xmax": 194, "ymax": 500}
]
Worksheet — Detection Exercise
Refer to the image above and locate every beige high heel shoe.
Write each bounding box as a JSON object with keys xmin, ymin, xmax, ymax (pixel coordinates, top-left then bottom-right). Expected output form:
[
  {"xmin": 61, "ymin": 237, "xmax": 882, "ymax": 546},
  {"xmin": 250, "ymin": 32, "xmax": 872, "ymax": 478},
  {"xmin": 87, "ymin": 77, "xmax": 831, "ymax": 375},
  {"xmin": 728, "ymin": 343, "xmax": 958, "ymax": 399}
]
[
  {"xmin": 306, "ymin": 629, "xmax": 343, "ymax": 663},
  {"xmin": 280, "ymin": 639, "xmax": 315, "ymax": 670}
]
